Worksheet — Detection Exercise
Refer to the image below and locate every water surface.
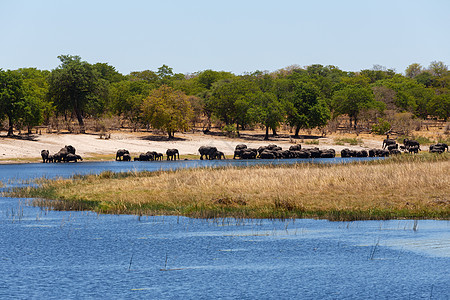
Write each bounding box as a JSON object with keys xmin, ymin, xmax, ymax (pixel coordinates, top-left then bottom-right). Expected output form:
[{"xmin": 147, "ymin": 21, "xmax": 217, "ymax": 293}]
[{"xmin": 0, "ymin": 159, "xmax": 448, "ymax": 299}]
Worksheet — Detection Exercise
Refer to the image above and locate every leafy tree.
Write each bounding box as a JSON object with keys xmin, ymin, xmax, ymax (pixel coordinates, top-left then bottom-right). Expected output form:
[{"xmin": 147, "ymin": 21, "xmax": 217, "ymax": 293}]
[
  {"xmin": 47, "ymin": 55, "xmax": 100, "ymax": 133},
  {"xmin": 405, "ymin": 63, "xmax": 423, "ymax": 78},
  {"xmin": 208, "ymin": 78, "xmax": 258, "ymax": 131},
  {"xmin": 0, "ymin": 69, "xmax": 25, "ymax": 136},
  {"xmin": 93, "ymin": 63, "xmax": 125, "ymax": 83},
  {"xmin": 428, "ymin": 61, "xmax": 448, "ymax": 77},
  {"xmin": 249, "ymin": 91, "xmax": 285, "ymax": 140},
  {"xmin": 128, "ymin": 70, "xmax": 159, "ymax": 83},
  {"xmin": 332, "ymin": 85, "xmax": 380, "ymax": 130},
  {"xmin": 141, "ymin": 85, "xmax": 193, "ymax": 138},
  {"xmin": 287, "ymin": 81, "xmax": 331, "ymax": 137},
  {"xmin": 16, "ymin": 68, "xmax": 52, "ymax": 132},
  {"xmin": 427, "ymin": 93, "xmax": 450, "ymax": 120},
  {"xmin": 110, "ymin": 80, "xmax": 153, "ymax": 128}
]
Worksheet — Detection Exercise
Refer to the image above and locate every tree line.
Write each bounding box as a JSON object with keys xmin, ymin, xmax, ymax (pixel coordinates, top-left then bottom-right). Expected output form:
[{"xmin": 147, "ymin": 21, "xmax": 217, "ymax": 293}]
[{"xmin": 1, "ymin": 55, "xmax": 449, "ymax": 139}]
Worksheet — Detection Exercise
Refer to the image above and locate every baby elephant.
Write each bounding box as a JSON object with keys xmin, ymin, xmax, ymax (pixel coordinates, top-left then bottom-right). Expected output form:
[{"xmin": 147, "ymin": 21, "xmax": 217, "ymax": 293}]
[{"xmin": 64, "ymin": 153, "xmax": 83, "ymax": 162}]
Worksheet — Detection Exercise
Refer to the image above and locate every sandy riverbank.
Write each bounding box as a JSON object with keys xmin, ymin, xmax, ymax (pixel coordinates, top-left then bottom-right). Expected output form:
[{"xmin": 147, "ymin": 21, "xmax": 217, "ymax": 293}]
[{"xmin": 0, "ymin": 130, "xmax": 393, "ymax": 163}]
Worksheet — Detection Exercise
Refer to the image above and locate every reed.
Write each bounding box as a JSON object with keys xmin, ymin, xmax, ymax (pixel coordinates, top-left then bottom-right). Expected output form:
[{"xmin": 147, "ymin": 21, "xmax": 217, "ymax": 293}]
[{"xmin": 11, "ymin": 153, "xmax": 450, "ymax": 221}]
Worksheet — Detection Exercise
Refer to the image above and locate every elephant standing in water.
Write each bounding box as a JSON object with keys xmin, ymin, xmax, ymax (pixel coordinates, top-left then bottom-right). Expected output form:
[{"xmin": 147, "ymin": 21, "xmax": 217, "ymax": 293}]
[
  {"xmin": 166, "ymin": 149, "xmax": 179, "ymax": 160},
  {"xmin": 116, "ymin": 149, "xmax": 130, "ymax": 161}
]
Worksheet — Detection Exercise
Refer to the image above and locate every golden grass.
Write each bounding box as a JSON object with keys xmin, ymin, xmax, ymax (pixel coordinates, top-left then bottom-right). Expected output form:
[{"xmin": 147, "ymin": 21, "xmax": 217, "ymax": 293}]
[{"xmin": 13, "ymin": 154, "xmax": 450, "ymax": 220}]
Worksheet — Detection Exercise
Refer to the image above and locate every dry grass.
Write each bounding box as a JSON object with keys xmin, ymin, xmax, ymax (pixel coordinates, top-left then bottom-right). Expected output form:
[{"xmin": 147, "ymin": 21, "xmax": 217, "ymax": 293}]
[{"xmin": 12, "ymin": 154, "xmax": 450, "ymax": 220}]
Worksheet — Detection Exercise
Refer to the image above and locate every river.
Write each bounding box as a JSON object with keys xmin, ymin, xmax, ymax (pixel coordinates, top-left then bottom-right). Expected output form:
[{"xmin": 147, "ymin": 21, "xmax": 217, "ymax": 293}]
[{"xmin": 0, "ymin": 159, "xmax": 449, "ymax": 299}]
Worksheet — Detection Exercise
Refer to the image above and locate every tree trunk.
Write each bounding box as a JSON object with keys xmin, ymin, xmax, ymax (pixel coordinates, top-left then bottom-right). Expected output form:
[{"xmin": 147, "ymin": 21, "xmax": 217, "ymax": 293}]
[
  {"xmin": 7, "ymin": 115, "xmax": 14, "ymax": 137},
  {"xmin": 74, "ymin": 108, "xmax": 85, "ymax": 133},
  {"xmin": 272, "ymin": 127, "xmax": 277, "ymax": 136},
  {"xmin": 264, "ymin": 126, "xmax": 269, "ymax": 140},
  {"xmin": 294, "ymin": 126, "xmax": 300, "ymax": 138}
]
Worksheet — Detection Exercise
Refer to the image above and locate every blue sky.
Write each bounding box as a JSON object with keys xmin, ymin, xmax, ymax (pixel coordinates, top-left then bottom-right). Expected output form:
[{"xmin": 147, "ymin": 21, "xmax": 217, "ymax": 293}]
[{"xmin": 1, "ymin": 0, "xmax": 449, "ymax": 75}]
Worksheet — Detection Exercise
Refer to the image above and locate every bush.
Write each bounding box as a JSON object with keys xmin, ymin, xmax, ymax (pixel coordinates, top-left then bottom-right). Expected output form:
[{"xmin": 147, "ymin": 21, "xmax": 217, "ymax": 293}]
[
  {"xmin": 371, "ymin": 118, "xmax": 391, "ymax": 135},
  {"xmin": 221, "ymin": 124, "xmax": 238, "ymax": 137}
]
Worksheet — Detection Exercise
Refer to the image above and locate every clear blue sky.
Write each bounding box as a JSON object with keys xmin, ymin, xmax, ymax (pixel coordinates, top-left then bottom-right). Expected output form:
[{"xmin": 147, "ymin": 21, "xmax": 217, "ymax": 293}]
[{"xmin": 1, "ymin": 0, "xmax": 449, "ymax": 75}]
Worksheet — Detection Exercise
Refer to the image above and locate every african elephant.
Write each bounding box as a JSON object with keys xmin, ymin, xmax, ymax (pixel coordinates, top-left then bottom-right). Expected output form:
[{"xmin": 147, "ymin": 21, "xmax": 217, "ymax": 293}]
[
  {"xmin": 408, "ymin": 145, "xmax": 420, "ymax": 154},
  {"xmin": 233, "ymin": 144, "xmax": 248, "ymax": 159},
  {"xmin": 64, "ymin": 153, "xmax": 83, "ymax": 162},
  {"xmin": 41, "ymin": 150, "xmax": 49, "ymax": 163},
  {"xmin": 116, "ymin": 149, "xmax": 130, "ymax": 161},
  {"xmin": 259, "ymin": 150, "xmax": 276, "ymax": 159},
  {"xmin": 320, "ymin": 149, "xmax": 336, "ymax": 158},
  {"xmin": 154, "ymin": 153, "xmax": 164, "ymax": 160},
  {"xmin": 429, "ymin": 143, "xmax": 448, "ymax": 153},
  {"xmin": 198, "ymin": 146, "xmax": 218, "ymax": 160},
  {"xmin": 289, "ymin": 144, "xmax": 302, "ymax": 151},
  {"xmin": 122, "ymin": 153, "xmax": 132, "ymax": 161},
  {"xmin": 214, "ymin": 151, "xmax": 226, "ymax": 160},
  {"xmin": 56, "ymin": 145, "xmax": 76, "ymax": 161},
  {"xmin": 241, "ymin": 150, "xmax": 257, "ymax": 159},
  {"xmin": 166, "ymin": 149, "xmax": 179, "ymax": 160},
  {"xmin": 382, "ymin": 139, "xmax": 397, "ymax": 149},
  {"xmin": 403, "ymin": 139, "xmax": 420, "ymax": 150}
]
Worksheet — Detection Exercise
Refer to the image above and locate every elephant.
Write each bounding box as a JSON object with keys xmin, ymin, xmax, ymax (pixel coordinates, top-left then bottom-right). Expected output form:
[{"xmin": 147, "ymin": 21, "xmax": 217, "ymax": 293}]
[
  {"xmin": 47, "ymin": 154, "xmax": 55, "ymax": 163},
  {"xmin": 41, "ymin": 150, "xmax": 49, "ymax": 163},
  {"xmin": 166, "ymin": 149, "xmax": 179, "ymax": 160},
  {"xmin": 341, "ymin": 148, "xmax": 357, "ymax": 158},
  {"xmin": 137, "ymin": 152, "xmax": 152, "ymax": 161},
  {"xmin": 408, "ymin": 145, "xmax": 420, "ymax": 154},
  {"xmin": 154, "ymin": 153, "xmax": 164, "ymax": 160},
  {"xmin": 289, "ymin": 144, "xmax": 302, "ymax": 151},
  {"xmin": 213, "ymin": 151, "xmax": 226, "ymax": 160},
  {"xmin": 241, "ymin": 150, "xmax": 257, "ymax": 159},
  {"xmin": 382, "ymin": 139, "xmax": 397, "ymax": 149},
  {"xmin": 308, "ymin": 148, "xmax": 322, "ymax": 158},
  {"xmin": 233, "ymin": 144, "xmax": 248, "ymax": 159},
  {"xmin": 320, "ymin": 149, "xmax": 336, "ymax": 158},
  {"xmin": 403, "ymin": 139, "xmax": 420, "ymax": 150},
  {"xmin": 56, "ymin": 145, "xmax": 76, "ymax": 161},
  {"xmin": 390, "ymin": 149, "xmax": 401, "ymax": 155},
  {"xmin": 116, "ymin": 149, "xmax": 130, "ymax": 161},
  {"xmin": 259, "ymin": 150, "xmax": 276, "ymax": 159},
  {"xmin": 429, "ymin": 143, "xmax": 448, "ymax": 153},
  {"xmin": 387, "ymin": 143, "xmax": 398, "ymax": 151},
  {"xmin": 52, "ymin": 152, "xmax": 63, "ymax": 163},
  {"xmin": 122, "ymin": 153, "xmax": 131, "ymax": 161},
  {"xmin": 64, "ymin": 153, "xmax": 83, "ymax": 162},
  {"xmin": 198, "ymin": 146, "xmax": 218, "ymax": 160},
  {"xmin": 355, "ymin": 150, "xmax": 368, "ymax": 157}
]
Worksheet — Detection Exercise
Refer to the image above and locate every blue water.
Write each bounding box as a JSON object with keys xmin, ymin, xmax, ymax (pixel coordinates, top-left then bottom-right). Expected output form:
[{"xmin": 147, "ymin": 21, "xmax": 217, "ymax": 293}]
[{"xmin": 0, "ymin": 159, "xmax": 449, "ymax": 299}]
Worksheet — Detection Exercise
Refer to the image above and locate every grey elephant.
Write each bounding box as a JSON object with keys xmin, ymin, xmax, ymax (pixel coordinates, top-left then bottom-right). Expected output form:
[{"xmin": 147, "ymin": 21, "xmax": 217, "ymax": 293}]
[
  {"xmin": 166, "ymin": 149, "xmax": 179, "ymax": 160},
  {"xmin": 116, "ymin": 149, "xmax": 130, "ymax": 161},
  {"xmin": 233, "ymin": 144, "xmax": 248, "ymax": 159},
  {"xmin": 154, "ymin": 153, "xmax": 164, "ymax": 160},
  {"xmin": 56, "ymin": 145, "xmax": 76, "ymax": 161},
  {"xmin": 122, "ymin": 153, "xmax": 131, "ymax": 161},
  {"xmin": 64, "ymin": 153, "xmax": 83, "ymax": 162},
  {"xmin": 382, "ymin": 139, "xmax": 396, "ymax": 149},
  {"xmin": 198, "ymin": 146, "xmax": 218, "ymax": 160},
  {"xmin": 214, "ymin": 151, "xmax": 226, "ymax": 160},
  {"xmin": 41, "ymin": 150, "xmax": 49, "ymax": 163},
  {"xmin": 403, "ymin": 139, "xmax": 420, "ymax": 150}
]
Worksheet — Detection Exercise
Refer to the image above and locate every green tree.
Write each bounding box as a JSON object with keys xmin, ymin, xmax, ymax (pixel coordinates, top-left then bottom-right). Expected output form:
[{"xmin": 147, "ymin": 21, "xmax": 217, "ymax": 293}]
[
  {"xmin": 427, "ymin": 93, "xmax": 450, "ymax": 120},
  {"xmin": 47, "ymin": 55, "xmax": 100, "ymax": 133},
  {"xmin": 0, "ymin": 69, "xmax": 25, "ymax": 136},
  {"xmin": 405, "ymin": 63, "xmax": 423, "ymax": 78},
  {"xmin": 332, "ymin": 85, "xmax": 380, "ymax": 130},
  {"xmin": 249, "ymin": 91, "xmax": 285, "ymax": 140},
  {"xmin": 110, "ymin": 80, "xmax": 153, "ymax": 128},
  {"xmin": 16, "ymin": 68, "xmax": 52, "ymax": 132},
  {"xmin": 287, "ymin": 81, "xmax": 331, "ymax": 137},
  {"xmin": 141, "ymin": 85, "xmax": 193, "ymax": 138}
]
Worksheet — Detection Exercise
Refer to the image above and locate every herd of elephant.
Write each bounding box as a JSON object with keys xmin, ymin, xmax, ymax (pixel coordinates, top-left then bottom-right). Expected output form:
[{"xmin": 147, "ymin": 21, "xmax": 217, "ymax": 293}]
[
  {"xmin": 41, "ymin": 139, "xmax": 448, "ymax": 163},
  {"xmin": 40, "ymin": 146, "xmax": 83, "ymax": 163}
]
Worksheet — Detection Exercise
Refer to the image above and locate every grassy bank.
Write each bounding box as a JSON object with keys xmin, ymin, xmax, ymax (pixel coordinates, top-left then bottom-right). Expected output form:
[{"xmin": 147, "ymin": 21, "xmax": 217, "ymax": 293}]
[{"xmin": 10, "ymin": 154, "xmax": 450, "ymax": 221}]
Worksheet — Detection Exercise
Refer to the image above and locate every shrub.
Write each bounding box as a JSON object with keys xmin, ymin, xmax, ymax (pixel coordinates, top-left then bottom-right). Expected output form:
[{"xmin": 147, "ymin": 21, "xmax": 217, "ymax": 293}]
[{"xmin": 371, "ymin": 118, "xmax": 391, "ymax": 135}]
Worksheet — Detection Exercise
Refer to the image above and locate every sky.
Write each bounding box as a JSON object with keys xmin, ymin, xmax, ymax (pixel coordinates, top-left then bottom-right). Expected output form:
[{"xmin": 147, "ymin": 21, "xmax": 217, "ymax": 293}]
[{"xmin": 1, "ymin": 0, "xmax": 449, "ymax": 75}]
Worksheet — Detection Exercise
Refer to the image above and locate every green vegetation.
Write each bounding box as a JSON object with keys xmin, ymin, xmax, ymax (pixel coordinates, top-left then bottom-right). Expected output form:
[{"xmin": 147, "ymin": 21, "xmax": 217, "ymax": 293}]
[
  {"xmin": 10, "ymin": 153, "xmax": 450, "ymax": 221},
  {"xmin": 1, "ymin": 59, "xmax": 449, "ymax": 137}
]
